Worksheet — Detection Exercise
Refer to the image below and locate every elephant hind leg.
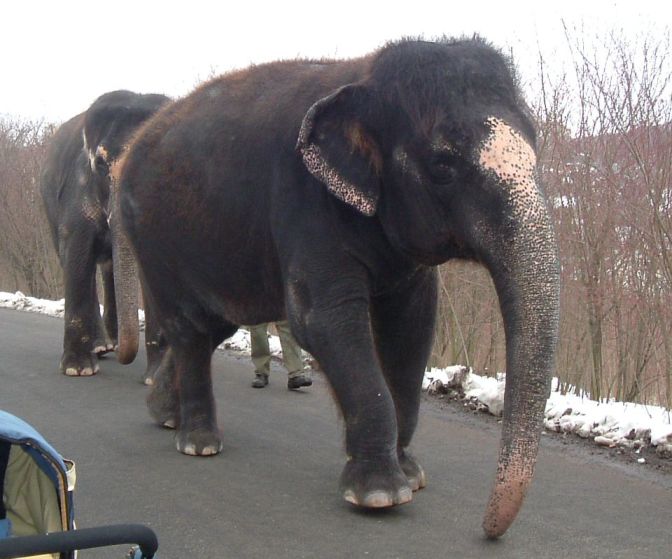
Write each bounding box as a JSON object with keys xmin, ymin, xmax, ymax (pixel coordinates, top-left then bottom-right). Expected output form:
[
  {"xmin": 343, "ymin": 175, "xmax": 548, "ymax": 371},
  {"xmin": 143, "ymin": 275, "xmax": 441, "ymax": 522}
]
[
  {"xmin": 172, "ymin": 330, "xmax": 222, "ymax": 456},
  {"xmin": 148, "ymin": 313, "xmax": 237, "ymax": 454},
  {"xmin": 92, "ymin": 278, "xmax": 114, "ymax": 357},
  {"xmin": 96, "ymin": 259, "xmax": 117, "ymax": 355},
  {"xmin": 146, "ymin": 346, "xmax": 178, "ymax": 428},
  {"xmin": 141, "ymin": 283, "xmax": 164, "ymax": 385}
]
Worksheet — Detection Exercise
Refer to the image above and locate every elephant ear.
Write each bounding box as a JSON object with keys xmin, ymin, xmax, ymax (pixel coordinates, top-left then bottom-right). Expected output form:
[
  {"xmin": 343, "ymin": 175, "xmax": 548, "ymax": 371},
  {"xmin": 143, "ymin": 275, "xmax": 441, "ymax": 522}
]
[{"xmin": 297, "ymin": 85, "xmax": 382, "ymax": 216}]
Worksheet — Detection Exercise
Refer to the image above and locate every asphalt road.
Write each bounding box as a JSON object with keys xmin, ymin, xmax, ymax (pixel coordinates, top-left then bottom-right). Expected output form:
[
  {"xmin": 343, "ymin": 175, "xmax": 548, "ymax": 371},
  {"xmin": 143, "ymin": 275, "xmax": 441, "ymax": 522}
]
[{"xmin": 0, "ymin": 308, "xmax": 670, "ymax": 558}]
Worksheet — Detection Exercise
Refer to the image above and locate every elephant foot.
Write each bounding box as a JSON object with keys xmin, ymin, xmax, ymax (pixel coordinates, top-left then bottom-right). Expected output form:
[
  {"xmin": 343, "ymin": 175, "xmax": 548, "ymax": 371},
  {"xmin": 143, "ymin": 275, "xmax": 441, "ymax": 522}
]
[
  {"xmin": 141, "ymin": 359, "xmax": 162, "ymax": 386},
  {"xmin": 60, "ymin": 352, "xmax": 99, "ymax": 377},
  {"xmin": 93, "ymin": 342, "xmax": 116, "ymax": 357},
  {"xmin": 339, "ymin": 456, "xmax": 413, "ymax": 508},
  {"xmin": 399, "ymin": 450, "xmax": 426, "ymax": 491},
  {"xmin": 146, "ymin": 383, "xmax": 179, "ymax": 429},
  {"xmin": 176, "ymin": 428, "xmax": 222, "ymax": 456}
]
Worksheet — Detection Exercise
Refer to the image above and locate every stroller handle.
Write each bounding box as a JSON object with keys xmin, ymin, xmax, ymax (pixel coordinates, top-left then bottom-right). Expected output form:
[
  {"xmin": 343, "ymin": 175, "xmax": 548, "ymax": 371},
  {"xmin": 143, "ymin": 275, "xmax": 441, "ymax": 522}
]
[{"xmin": 0, "ymin": 523, "xmax": 158, "ymax": 559}]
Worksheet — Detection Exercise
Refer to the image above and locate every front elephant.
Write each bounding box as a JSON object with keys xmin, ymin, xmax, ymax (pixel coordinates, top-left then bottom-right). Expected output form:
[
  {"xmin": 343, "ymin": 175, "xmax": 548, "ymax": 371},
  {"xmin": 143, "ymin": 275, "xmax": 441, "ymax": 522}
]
[
  {"xmin": 40, "ymin": 90, "xmax": 169, "ymax": 380},
  {"xmin": 115, "ymin": 38, "xmax": 559, "ymax": 537}
]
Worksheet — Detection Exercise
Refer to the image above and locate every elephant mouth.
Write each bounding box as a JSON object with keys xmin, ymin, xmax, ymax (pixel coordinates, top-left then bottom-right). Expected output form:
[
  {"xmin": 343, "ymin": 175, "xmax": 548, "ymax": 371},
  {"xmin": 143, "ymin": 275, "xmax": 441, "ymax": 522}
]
[
  {"xmin": 407, "ymin": 250, "xmax": 447, "ymax": 266},
  {"xmin": 94, "ymin": 155, "xmax": 109, "ymax": 177},
  {"xmin": 395, "ymin": 235, "xmax": 459, "ymax": 266}
]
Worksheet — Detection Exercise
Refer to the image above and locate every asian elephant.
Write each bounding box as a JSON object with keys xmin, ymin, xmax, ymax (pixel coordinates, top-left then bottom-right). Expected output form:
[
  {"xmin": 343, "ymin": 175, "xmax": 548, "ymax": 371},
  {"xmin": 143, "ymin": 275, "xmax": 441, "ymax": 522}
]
[
  {"xmin": 40, "ymin": 90, "xmax": 170, "ymax": 381},
  {"xmin": 114, "ymin": 38, "xmax": 560, "ymax": 538}
]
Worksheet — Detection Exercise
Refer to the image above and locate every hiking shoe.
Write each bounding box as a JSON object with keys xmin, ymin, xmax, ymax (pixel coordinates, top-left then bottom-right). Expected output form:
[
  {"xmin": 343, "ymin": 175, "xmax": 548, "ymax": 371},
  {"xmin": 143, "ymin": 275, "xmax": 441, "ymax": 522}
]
[
  {"xmin": 287, "ymin": 371, "xmax": 312, "ymax": 390},
  {"xmin": 251, "ymin": 373, "xmax": 269, "ymax": 388}
]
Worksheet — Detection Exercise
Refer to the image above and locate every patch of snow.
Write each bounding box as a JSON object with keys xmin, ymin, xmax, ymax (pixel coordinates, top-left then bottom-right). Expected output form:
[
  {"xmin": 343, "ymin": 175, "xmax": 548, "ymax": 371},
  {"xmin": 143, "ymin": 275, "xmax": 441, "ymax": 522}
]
[
  {"xmin": 1, "ymin": 291, "xmax": 65, "ymax": 318},
  {"xmin": 424, "ymin": 361, "xmax": 672, "ymax": 456},
  {"xmin": 423, "ymin": 366, "xmax": 469, "ymax": 391},
  {"xmin": 543, "ymin": 383, "xmax": 672, "ymax": 454},
  {"xmin": 0, "ymin": 291, "xmax": 145, "ymax": 327},
  {"xmin": 424, "ymin": 366, "xmax": 505, "ymax": 415},
  {"xmin": 220, "ymin": 328, "xmax": 252, "ymax": 353}
]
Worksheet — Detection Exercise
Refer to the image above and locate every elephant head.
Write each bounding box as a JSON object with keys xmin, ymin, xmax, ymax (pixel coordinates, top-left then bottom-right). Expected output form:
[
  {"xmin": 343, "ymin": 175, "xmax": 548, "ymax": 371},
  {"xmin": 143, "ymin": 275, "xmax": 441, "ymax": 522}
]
[
  {"xmin": 297, "ymin": 39, "xmax": 560, "ymax": 537},
  {"xmin": 82, "ymin": 91, "xmax": 169, "ymax": 179},
  {"xmin": 84, "ymin": 90, "xmax": 170, "ymax": 365}
]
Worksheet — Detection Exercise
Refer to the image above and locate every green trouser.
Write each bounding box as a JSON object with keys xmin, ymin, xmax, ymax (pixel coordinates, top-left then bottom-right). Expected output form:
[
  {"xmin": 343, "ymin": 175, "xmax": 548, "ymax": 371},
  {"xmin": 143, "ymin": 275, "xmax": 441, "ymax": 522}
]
[{"xmin": 249, "ymin": 321, "xmax": 303, "ymax": 376}]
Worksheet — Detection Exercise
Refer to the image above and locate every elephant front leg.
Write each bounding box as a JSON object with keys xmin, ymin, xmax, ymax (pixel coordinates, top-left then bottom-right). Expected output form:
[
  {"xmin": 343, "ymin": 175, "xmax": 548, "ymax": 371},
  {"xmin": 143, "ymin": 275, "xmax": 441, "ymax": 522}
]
[
  {"xmin": 60, "ymin": 238, "xmax": 100, "ymax": 376},
  {"xmin": 291, "ymin": 296, "xmax": 412, "ymax": 508},
  {"xmin": 371, "ymin": 269, "xmax": 438, "ymax": 492}
]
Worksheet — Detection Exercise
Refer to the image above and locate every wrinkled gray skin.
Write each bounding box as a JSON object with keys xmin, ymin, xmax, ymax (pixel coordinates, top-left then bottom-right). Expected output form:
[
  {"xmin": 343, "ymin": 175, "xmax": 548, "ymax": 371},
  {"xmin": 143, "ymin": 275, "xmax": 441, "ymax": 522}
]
[
  {"xmin": 114, "ymin": 39, "xmax": 559, "ymax": 538},
  {"xmin": 40, "ymin": 90, "xmax": 169, "ymax": 381}
]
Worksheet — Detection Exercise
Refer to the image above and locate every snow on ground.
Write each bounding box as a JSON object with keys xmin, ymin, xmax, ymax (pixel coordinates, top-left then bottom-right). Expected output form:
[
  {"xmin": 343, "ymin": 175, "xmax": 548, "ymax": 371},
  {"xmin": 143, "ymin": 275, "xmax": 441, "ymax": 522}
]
[
  {"xmin": 3, "ymin": 290, "xmax": 671, "ymax": 458},
  {"xmin": 1, "ymin": 291, "xmax": 66, "ymax": 318},
  {"xmin": 424, "ymin": 366, "xmax": 672, "ymax": 458}
]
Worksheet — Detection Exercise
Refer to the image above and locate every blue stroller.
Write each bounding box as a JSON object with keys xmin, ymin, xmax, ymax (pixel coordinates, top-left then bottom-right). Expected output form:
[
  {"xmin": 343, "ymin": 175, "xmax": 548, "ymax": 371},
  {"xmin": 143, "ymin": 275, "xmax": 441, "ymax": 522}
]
[{"xmin": 0, "ymin": 410, "xmax": 157, "ymax": 559}]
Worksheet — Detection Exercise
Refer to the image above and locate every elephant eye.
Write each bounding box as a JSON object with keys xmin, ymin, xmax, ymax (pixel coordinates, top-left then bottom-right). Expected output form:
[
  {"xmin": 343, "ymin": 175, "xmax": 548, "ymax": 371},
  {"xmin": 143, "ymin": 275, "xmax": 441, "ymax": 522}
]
[{"xmin": 428, "ymin": 151, "xmax": 459, "ymax": 183}]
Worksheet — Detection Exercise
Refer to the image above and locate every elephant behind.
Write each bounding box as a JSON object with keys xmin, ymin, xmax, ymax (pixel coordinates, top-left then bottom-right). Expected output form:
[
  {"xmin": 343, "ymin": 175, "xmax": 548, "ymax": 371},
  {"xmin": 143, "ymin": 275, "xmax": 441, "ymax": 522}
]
[
  {"xmin": 40, "ymin": 90, "xmax": 170, "ymax": 380},
  {"xmin": 114, "ymin": 38, "xmax": 560, "ymax": 538}
]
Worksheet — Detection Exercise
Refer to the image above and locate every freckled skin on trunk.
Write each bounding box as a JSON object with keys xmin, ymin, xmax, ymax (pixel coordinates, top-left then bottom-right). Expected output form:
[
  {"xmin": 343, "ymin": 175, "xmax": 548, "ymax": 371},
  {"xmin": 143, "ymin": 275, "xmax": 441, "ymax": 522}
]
[{"xmin": 483, "ymin": 248, "xmax": 558, "ymax": 538}]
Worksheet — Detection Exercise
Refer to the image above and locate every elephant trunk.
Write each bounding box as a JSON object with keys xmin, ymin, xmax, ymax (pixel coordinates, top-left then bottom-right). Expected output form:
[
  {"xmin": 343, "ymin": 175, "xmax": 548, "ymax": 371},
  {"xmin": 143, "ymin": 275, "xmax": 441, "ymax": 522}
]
[
  {"xmin": 477, "ymin": 118, "xmax": 560, "ymax": 538},
  {"xmin": 482, "ymin": 236, "xmax": 559, "ymax": 538},
  {"xmin": 109, "ymin": 159, "xmax": 139, "ymax": 364}
]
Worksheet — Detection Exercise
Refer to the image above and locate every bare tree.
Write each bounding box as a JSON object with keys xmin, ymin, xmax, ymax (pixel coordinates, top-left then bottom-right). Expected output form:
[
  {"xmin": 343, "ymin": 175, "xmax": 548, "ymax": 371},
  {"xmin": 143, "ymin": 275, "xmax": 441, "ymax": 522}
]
[
  {"xmin": 532, "ymin": 28, "xmax": 672, "ymax": 406},
  {"xmin": 0, "ymin": 118, "xmax": 61, "ymax": 298}
]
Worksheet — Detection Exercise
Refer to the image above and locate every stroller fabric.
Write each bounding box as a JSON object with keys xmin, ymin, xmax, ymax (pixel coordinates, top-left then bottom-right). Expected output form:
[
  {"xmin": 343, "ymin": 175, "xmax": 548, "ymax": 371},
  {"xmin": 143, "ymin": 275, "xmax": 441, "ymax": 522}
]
[{"xmin": 0, "ymin": 410, "xmax": 76, "ymax": 559}]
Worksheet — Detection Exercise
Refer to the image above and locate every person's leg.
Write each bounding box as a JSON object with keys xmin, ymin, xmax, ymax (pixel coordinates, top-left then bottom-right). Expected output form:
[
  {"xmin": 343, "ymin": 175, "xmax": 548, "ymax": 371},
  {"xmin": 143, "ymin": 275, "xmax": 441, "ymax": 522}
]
[
  {"xmin": 276, "ymin": 320, "xmax": 303, "ymax": 373},
  {"xmin": 277, "ymin": 321, "xmax": 312, "ymax": 389},
  {"xmin": 249, "ymin": 323, "xmax": 271, "ymax": 387}
]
